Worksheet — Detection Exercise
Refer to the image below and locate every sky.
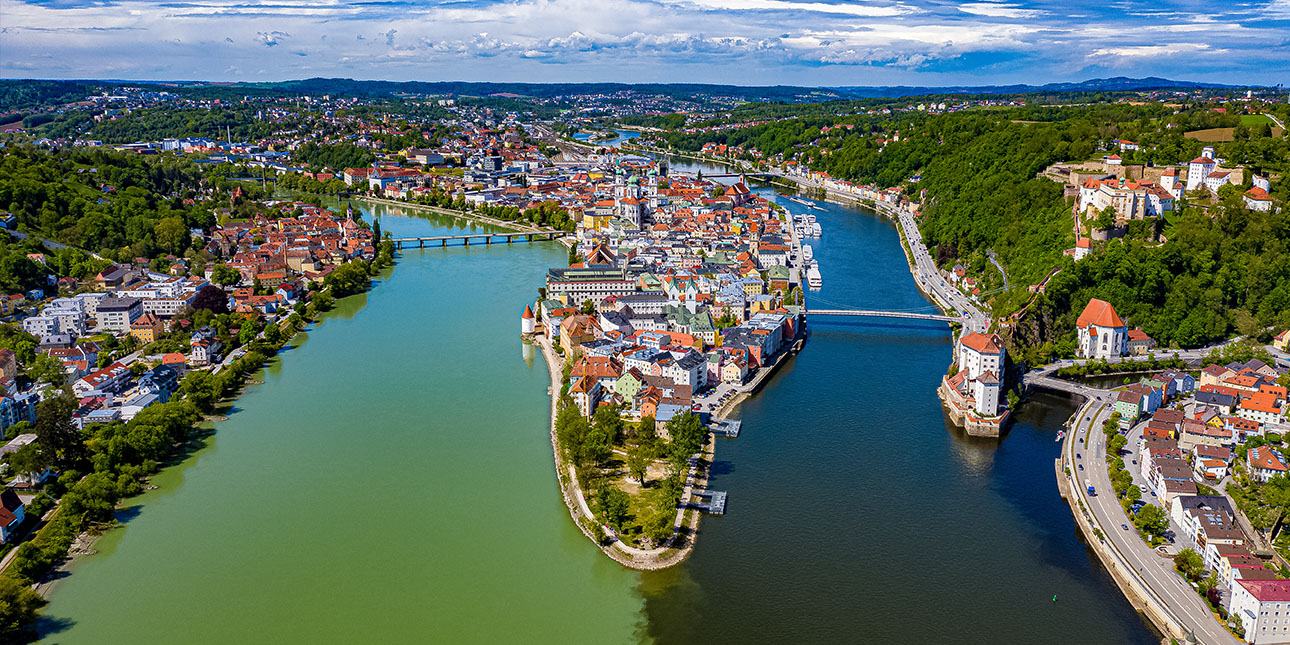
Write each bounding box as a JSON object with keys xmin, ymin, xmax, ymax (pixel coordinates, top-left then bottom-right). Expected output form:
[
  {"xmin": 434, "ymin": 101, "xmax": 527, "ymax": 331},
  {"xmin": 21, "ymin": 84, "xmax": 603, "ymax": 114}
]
[{"xmin": 2, "ymin": 0, "xmax": 1289, "ymax": 86}]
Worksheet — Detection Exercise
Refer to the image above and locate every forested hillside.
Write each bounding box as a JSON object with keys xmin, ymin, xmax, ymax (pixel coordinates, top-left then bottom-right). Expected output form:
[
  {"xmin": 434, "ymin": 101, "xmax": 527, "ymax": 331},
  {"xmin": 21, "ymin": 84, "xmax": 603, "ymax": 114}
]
[
  {"xmin": 652, "ymin": 101, "xmax": 1290, "ymax": 355},
  {"xmin": 0, "ymin": 146, "xmax": 223, "ymax": 261}
]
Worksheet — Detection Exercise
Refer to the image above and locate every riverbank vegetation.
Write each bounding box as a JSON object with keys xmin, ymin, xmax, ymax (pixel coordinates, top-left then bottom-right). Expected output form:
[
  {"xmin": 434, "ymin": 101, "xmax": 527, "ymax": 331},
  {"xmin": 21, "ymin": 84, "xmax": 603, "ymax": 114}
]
[{"xmin": 1053, "ymin": 355, "xmax": 1187, "ymax": 378}]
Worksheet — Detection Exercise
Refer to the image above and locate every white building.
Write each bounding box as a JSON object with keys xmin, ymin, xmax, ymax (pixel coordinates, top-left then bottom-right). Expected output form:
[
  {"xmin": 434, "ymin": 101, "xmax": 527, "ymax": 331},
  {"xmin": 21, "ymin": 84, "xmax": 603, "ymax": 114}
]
[
  {"xmin": 1187, "ymin": 156, "xmax": 1217, "ymax": 192},
  {"xmin": 1245, "ymin": 187, "xmax": 1274, "ymax": 212},
  {"xmin": 1204, "ymin": 170, "xmax": 1234, "ymax": 194},
  {"xmin": 955, "ymin": 332, "xmax": 1006, "ymax": 416},
  {"xmin": 1233, "ymin": 579, "xmax": 1290, "ymax": 644},
  {"xmin": 1076, "ymin": 298, "xmax": 1127, "ymax": 359},
  {"xmin": 95, "ymin": 296, "xmax": 142, "ymax": 332},
  {"xmin": 972, "ymin": 371, "xmax": 1001, "ymax": 416},
  {"xmin": 957, "ymin": 332, "xmax": 1004, "ymax": 380}
]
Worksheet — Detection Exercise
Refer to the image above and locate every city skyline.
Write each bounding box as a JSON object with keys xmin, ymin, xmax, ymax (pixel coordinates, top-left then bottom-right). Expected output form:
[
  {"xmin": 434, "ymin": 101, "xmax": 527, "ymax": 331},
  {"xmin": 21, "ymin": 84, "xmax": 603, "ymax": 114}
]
[{"xmin": 3, "ymin": 0, "xmax": 1290, "ymax": 86}]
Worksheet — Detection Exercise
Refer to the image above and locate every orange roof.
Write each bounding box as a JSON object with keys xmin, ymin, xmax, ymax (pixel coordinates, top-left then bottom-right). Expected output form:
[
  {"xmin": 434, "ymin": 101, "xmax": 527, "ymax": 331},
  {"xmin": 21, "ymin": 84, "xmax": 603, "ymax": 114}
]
[
  {"xmin": 1243, "ymin": 391, "xmax": 1281, "ymax": 414},
  {"xmin": 1076, "ymin": 298, "xmax": 1124, "ymax": 329},
  {"xmin": 960, "ymin": 332, "xmax": 1003, "ymax": 355}
]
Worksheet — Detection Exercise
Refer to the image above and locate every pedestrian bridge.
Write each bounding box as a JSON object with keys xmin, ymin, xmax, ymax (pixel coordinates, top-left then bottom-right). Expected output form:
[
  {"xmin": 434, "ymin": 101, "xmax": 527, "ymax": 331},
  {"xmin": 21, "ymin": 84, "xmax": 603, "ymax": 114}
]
[
  {"xmin": 391, "ymin": 231, "xmax": 562, "ymax": 249},
  {"xmin": 804, "ymin": 309, "xmax": 961, "ymax": 323}
]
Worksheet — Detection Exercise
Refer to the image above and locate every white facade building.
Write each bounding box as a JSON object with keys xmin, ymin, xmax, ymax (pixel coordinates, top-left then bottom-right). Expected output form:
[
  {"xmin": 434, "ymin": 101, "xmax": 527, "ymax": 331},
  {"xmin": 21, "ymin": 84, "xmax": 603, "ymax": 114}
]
[{"xmin": 1076, "ymin": 299, "xmax": 1127, "ymax": 359}]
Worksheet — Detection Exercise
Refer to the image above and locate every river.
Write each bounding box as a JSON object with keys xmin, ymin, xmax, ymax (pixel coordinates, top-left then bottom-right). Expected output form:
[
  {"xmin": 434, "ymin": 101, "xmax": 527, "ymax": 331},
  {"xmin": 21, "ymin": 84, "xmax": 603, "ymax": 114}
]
[
  {"xmin": 574, "ymin": 129, "xmax": 641, "ymax": 148},
  {"xmin": 38, "ymin": 169, "xmax": 1157, "ymax": 643},
  {"xmin": 37, "ymin": 201, "xmax": 643, "ymax": 643}
]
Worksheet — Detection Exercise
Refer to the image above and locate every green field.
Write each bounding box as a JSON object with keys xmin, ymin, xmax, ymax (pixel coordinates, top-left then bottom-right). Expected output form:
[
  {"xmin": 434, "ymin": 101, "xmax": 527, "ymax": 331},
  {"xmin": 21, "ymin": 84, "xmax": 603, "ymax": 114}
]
[{"xmin": 1240, "ymin": 114, "xmax": 1275, "ymax": 127}]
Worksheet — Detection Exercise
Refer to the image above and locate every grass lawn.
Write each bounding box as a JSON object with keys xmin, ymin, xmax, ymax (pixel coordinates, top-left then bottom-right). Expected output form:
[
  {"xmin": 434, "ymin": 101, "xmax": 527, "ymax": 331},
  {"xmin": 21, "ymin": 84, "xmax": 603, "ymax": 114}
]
[{"xmin": 1240, "ymin": 114, "xmax": 1275, "ymax": 127}]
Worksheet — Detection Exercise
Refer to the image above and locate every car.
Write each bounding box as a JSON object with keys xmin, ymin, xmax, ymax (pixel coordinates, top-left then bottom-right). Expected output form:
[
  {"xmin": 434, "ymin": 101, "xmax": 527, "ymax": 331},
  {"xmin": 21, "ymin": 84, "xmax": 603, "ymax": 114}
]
[
  {"xmin": 1078, "ymin": 464, "xmax": 1084, "ymax": 471},
  {"xmin": 1122, "ymin": 524, "xmax": 1130, "ymax": 530},
  {"xmin": 1132, "ymin": 459, "xmax": 1137, "ymax": 465},
  {"xmin": 1076, "ymin": 453, "xmax": 1081, "ymax": 459}
]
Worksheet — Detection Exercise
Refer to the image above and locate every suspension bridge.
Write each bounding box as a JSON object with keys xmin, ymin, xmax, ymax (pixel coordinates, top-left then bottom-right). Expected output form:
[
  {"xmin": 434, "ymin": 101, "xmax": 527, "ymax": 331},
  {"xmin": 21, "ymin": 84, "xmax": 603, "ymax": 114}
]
[
  {"xmin": 804, "ymin": 309, "xmax": 961, "ymax": 323},
  {"xmin": 802, "ymin": 294, "xmax": 962, "ymax": 324}
]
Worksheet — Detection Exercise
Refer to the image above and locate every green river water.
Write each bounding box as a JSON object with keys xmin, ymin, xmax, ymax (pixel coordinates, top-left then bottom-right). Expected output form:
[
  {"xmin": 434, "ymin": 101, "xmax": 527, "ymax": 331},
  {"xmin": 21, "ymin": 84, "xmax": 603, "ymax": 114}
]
[{"xmin": 39, "ymin": 204, "xmax": 643, "ymax": 643}]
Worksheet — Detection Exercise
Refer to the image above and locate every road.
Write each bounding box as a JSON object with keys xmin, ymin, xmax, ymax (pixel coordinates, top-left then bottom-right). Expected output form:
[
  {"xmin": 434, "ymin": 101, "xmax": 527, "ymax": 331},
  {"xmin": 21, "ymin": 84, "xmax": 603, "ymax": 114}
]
[
  {"xmin": 890, "ymin": 206, "xmax": 990, "ymax": 333},
  {"xmin": 1061, "ymin": 389, "xmax": 1239, "ymax": 644}
]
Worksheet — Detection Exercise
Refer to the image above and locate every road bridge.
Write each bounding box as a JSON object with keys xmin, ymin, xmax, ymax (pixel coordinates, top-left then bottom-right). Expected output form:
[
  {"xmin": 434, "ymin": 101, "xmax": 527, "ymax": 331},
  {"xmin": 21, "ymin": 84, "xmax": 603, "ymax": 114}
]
[
  {"xmin": 804, "ymin": 309, "xmax": 961, "ymax": 323},
  {"xmin": 391, "ymin": 231, "xmax": 562, "ymax": 249}
]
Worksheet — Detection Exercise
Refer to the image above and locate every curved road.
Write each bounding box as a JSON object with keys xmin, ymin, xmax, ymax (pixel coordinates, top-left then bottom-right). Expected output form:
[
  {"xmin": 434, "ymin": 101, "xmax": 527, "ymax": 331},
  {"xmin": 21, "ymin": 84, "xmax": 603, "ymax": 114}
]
[{"xmin": 1060, "ymin": 388, "xmax": 1239, "ymax": 644}]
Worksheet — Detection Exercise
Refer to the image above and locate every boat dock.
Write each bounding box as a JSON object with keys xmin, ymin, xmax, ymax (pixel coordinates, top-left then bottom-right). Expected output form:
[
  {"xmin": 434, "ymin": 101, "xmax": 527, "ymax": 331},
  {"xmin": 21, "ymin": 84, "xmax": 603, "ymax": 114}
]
[
  {"xmin": 710, "ymin": 417, "xmax": 742, "ymax": 438},
  {"xmin": 692, "ymin": 490, "xmax": 727, "ymax": 515}
]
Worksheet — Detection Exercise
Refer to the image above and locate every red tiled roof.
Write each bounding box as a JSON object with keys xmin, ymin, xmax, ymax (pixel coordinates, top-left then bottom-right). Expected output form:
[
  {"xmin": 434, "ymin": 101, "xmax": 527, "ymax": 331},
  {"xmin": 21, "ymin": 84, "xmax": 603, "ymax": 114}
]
[{"xmin": 1076, "ymin": 298, "xmax": 1124, "ymax": 329}]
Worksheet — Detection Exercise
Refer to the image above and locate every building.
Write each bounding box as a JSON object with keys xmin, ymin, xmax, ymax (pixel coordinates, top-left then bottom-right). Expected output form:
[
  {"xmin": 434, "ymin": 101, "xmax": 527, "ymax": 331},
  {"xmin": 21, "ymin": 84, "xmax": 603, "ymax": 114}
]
[
  {"xmin": 96, "ymin": 296, "xmax": 143, "ymax": 332},
  {"xmin": 1245, "ymin": 187, "xmax": 1274, "ymax": 212},
  {"xmin": 1249, "ymin": 447, "xmax": 1289, "ymax": 484},
  {"xmin": 1127, "ymin": 329, "xmax": 1154, "ymax": 355},
  {"xmin": 521, "ymin": 304, "xmax": 536, "ymax": 336},
  {"xmin": 1233, "ymin": 579, "xmax": 1290, "ymax": 644},
  {"xmin": 957, "ymin": 332, "xmax": 1004, "ymax": 380},
  {"xmin": 1076, "ymin": 298, "xmax": 1127, "ymax": 359},
  {"xmin": 130, "ymin": 313, "xmax": 164, "ymax": 344},
  {"xmin": 0, "ymin": 349, "xmax": 16, "ymax": 381},
  {"xmin": 1186, "ymin": 156, "xmax": 1217, "ymax": 192},
  {"xmin": 0, "ymin": 488, "xmax": 25, "ymax": 543}
]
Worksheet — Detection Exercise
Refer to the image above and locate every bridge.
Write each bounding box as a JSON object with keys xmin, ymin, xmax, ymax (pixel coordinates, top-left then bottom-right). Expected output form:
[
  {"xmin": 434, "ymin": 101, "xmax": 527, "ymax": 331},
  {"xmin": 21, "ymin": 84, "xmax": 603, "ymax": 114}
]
[
  {"xmin": 699, "ymin": 173, "xmax": 779, "ymax": 179},
  {"xmin": 391, "ymin": 231, "xmax": 563, "ymax": 249},
  {"xmin": 804, "ymin": 309, "xmax": 961, "ymax": 323}
]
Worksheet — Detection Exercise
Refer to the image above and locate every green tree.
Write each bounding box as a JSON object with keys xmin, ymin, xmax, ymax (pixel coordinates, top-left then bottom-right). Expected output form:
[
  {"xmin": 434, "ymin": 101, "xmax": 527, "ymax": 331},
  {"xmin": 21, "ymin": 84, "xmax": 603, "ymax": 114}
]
[
  {"xmin": 179, "ymin": 371, "xmax": 223, "ymax": 413},
  {"xmin": 592, "ymin": 404, "xmax": 624, "ymax": 445},
  {"xmin": 5, "ymin": 442, "xmax": 47, "ymax": 486},
  {"xmin": 210, "ymin": 264, "xmax": 240, "ymax": 286},
  {"xmin": 1134, "ymin": 503, "xmax": 1170, "ymax": 536},
  {"xmin": 33, "ymin": 389, "xmax": 83, "ymax": 469},
  {"xmin": 627, "ymin": 444, "xmax": 650, "ymax": 485},
  {"xmin": 1108, "ymin": 433, "xmax": 1127, "ymax": 454},
  {"xmin": 665, "ymin": 412, "xmax": 706, "ymax": 459},
  {"xmin": 597, "ymin": 487, "xmax": 630, "ymax": 531},
  {"xmin": 25, "ymin": 353, "xmax": 66, "ymax": 385},
  {"xmin": 637, "ymin": 416, "xmax": 660, "ymax": 455},
  {"xmin": 0, "ymin": 576, "xmax": 48, "ymax": 637},
  {"xmin": 154, "ymin": 216, "xmax": 189, "ymax": 254}
]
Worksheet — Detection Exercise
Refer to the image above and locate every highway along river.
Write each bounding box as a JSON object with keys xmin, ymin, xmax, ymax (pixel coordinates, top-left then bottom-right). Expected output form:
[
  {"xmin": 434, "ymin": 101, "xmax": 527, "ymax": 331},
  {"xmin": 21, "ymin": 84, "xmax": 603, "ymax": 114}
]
[{"xmin": 39, "ymin": 185, "xmax": 1157, "ymax": 643}]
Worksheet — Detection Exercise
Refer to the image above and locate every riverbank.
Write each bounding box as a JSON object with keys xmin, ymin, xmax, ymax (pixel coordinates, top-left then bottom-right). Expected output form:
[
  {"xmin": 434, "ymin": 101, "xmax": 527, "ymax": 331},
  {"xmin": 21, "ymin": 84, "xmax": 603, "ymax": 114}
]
[{"xmin": 534, "ymin": 335, "xmax": 712, "ymax": 570}]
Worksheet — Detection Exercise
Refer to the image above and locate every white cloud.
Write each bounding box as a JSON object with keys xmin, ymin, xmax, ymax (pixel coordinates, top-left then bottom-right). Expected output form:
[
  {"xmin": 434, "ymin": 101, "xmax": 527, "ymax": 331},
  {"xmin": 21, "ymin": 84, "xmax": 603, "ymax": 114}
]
[
  {"xmin": 958, "ymin": 3, "xmax": 1045, "ymax": 18},
  {"xmin": 1088, "ymin": 43, "xmax": 1219, "ymax": 58}
]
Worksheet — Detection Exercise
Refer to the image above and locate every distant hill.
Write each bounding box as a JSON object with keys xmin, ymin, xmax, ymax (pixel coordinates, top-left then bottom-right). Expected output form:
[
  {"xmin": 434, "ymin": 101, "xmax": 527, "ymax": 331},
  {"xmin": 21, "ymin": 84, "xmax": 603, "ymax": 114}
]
[
  {"xmin": 0, "ymin": 76, "xmax": 1260, "ymax": 112},
  {"xmin": 831, "ymin": 76, "xmax": 1245, "ymax": 98}
]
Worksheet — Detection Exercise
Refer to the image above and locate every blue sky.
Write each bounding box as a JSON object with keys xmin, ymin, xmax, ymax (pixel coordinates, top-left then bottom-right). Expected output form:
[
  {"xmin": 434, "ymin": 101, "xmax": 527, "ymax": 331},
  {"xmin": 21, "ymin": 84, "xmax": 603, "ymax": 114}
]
[{"xmin": 2, "ymin": 0, "xmax": 1289, "ymax": 86}]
